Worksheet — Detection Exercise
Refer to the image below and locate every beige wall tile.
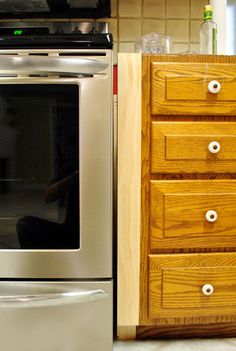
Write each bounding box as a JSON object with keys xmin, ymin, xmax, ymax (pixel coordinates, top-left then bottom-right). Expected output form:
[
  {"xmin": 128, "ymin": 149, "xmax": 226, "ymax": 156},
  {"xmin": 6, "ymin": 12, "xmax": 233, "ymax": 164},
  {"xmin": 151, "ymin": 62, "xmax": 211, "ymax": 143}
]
[
  {"xmin": 111, "ymin": 0, "xmax": 117, "ymax": 17},
  {"xmin": 113, "ymin": 42, "xmax": 118, "ymax": 64},
  {"xmin": 171, "ymin": 43, "xmax": 189, "ymax": 54},
  {"xmin": 142, "ymin": 19, "xmax": 165, "ymax": 35},
  {"xmin": 190, "ymin": 20, "xmax": 201, "ymax": 42},
  {"xmin": 119, "ymin": 0, "xmax": 141, "ymax": 18},
  {"xmin": 107, "ymin": 19, "xmax": 118, "ymax": 41},
  {"xmin": 190, "ymin": 42, "xmax": 200, "ymax": 53},
  {"xmin": 191, "ymin": 0, "xmax": 206, "ymax": 19},
  {"xmin": 167, "ymin": 0, "xmax": 189, "ymax": 18},
  {"xmin": 119, "ymin": 19, "xmax": 141, "ymax": 41},
  {"xmin": 143, "ymin": 0, "xmax": 165, "ymax": 18},
  {"xmin": 119, "ymin": 42, "xmax": 135, "ymax": 53},
  {"xmin": 167, "ymin": 20, "xmax": 189, "ymax": 42}
]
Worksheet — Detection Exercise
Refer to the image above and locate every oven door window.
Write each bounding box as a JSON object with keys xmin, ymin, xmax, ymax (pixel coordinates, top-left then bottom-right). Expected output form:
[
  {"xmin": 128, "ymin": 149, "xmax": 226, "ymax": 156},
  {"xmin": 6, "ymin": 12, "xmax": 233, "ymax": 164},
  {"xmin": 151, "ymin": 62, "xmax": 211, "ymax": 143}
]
[{"xmin": 0, "ymin": 84, "xmax": 79, "ymax": 250}]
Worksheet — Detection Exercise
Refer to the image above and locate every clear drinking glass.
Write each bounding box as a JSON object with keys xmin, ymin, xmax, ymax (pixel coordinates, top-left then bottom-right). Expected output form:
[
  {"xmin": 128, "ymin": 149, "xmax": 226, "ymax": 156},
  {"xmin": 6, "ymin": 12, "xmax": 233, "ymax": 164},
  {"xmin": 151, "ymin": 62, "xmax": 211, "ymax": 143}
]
[{"xmin": 135, "ymin": 33, "xmax": 172, "ymax": 54}]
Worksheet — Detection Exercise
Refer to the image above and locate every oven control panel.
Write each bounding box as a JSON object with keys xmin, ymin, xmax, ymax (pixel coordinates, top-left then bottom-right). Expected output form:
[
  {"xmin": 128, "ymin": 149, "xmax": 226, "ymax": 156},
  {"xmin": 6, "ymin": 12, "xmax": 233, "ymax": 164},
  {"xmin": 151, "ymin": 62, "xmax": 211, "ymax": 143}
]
[{"xmin": 0, "ymin": 27, "xmax": 50, "ymax": 35}]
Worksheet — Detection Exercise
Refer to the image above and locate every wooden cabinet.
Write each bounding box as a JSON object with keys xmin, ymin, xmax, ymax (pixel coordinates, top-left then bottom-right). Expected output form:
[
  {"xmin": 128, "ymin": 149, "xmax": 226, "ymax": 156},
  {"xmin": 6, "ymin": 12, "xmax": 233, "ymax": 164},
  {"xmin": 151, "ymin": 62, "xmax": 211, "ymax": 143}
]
[
  {"xmin": 151, "ymin": 62, "xmax": 236, "ymax": 115},
  {"xmin": 151, "ymin": 122, "xmax": 236, "ymax": 173},
  {"xmin": 149, "ymin": 253, "xmax": 236, "ymax": 320},
  {"xmin": 118, "ymin": 54, "xmax": 236, "ymax": 340},
  {"xmin": 150, "ymin": 180, "xmax": 236, "ymax": 249}
]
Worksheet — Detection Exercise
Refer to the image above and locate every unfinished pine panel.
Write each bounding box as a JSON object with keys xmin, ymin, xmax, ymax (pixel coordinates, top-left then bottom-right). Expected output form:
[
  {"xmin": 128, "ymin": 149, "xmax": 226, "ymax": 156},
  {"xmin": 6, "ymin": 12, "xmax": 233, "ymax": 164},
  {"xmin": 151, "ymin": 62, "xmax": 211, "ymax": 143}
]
[{"xmin": 117, "ymin": 53, "xmax": 141, "ymax": 328}]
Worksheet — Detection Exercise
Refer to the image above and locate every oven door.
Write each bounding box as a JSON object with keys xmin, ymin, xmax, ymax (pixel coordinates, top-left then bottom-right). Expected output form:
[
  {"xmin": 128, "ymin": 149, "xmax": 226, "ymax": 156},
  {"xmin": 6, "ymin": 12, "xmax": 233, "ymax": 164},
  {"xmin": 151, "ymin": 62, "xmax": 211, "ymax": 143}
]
[{"xmin": 0, "ymin": 54, "xmax": 112, "ymax": 278}]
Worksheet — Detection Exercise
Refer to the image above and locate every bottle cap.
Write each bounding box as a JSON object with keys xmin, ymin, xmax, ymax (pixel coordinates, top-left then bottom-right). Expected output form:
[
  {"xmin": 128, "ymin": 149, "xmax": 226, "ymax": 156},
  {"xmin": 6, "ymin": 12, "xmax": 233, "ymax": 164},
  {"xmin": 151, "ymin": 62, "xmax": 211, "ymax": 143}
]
[
  {"xmin": 204, "ymin": 4, "xmax": 213, "ymax": 12},
  {"xmin": 204, "ymin": 4, "xmax": 213, "ymax": 21}
]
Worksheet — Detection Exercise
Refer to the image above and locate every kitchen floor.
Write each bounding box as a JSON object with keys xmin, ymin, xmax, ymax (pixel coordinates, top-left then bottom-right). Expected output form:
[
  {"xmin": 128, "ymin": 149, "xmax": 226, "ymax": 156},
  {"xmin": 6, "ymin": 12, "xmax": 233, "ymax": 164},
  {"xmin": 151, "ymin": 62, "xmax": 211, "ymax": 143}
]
[{"xmin": 113, "ymin": 339, "xmax": 236, "ymax": 350}]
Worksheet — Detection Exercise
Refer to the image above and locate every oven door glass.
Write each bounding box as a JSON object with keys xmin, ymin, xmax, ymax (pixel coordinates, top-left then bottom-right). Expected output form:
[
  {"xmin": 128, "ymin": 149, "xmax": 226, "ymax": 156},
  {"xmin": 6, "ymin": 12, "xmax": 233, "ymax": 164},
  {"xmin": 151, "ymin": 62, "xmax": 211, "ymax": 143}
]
[{"xmin": 0, "ymin": 84, "xmax": 79, "ymax": 250}]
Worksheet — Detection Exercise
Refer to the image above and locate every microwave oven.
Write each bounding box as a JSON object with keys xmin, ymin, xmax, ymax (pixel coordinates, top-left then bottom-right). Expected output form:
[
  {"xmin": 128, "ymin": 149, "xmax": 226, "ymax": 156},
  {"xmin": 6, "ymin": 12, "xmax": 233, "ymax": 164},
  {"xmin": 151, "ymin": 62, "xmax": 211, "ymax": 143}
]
[{"xmin": 0, "ymin": 0, "xmax": 111, "ymax": 19}]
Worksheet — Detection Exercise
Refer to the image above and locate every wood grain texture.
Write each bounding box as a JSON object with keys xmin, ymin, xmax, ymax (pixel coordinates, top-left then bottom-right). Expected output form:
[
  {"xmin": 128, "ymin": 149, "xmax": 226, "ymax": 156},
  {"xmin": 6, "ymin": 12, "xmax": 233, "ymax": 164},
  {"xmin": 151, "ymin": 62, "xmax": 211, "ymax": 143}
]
[
  {"xmin": 146, "ymin": 54, "xmax": 236, "ymax": 64},
  {"xmin": 150, "ymin": 180, "xmax": 236, "ymax": 249},
  {"xmin": 117, "ymin": 53, "xmax": 141, "ymax": 326},
  {"xmin": 137, "ymin": 323, "xmax": 236, "ymax": 339},
  {"xmin": 117, "ymin": 326, "xmax": 137, "ymax": 340},
  {"xmin": 137, "ymin": 55, "xmax": 236, "ymax": 332},
  {"xmin": 151, "ymin": 122, "xmax": 236, "ymax": 174},
  {"xmin": 118, "ymin": 54, "xmax": 236, "ymax": 335},
  {"xmin": 149, "ymin": 253, "xmax": 236, "ymax": 323},
  {"xmin": 139, "ymin": 54, "xmax": 152, "ymax": 325},
  {"xmin": 151, "ymin": 62, "xmax": 236, "ymax": 115}
]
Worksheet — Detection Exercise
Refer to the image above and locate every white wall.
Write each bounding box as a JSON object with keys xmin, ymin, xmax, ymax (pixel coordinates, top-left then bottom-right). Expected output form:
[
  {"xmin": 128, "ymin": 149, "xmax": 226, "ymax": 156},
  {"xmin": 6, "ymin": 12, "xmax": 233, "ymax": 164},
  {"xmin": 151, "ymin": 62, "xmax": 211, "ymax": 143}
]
[{"xmin": 227, "ymin": 0, "xmax": 236, "ymax": 54}]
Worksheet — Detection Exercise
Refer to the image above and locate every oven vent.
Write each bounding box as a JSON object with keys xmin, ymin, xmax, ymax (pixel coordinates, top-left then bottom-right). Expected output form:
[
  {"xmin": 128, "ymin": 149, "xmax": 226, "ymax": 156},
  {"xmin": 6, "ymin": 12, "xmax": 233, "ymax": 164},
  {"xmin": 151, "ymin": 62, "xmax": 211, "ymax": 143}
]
[
  {"xmin": 59, "ymin": 52, "xmax": 106, "ymax": 57},
  {"xmin": 0, "ymin": 53, "xmax": 18, "ymax": 56},
  {"xmin": 0, "ymin": 52, "xmax": 107, "ymax": 57},
  {"xmin": 28, "ymin": 53, "xmax": 49, "ymax": 56},
  {"xmin": 28, "ymin": 73, "xmax": 93, "ymax": 78},
  {"xmin": 0, "ymin": 74, "xmax": 18, "ymax": 77}
]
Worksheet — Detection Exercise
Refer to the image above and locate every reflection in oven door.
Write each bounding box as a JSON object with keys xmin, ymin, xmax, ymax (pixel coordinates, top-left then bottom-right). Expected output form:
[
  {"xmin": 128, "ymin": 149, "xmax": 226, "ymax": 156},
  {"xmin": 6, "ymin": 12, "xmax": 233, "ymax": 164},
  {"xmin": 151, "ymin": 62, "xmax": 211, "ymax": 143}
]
[{"xmin": 0, "ymin": 84, "xmax": 79, "ymax": 250}]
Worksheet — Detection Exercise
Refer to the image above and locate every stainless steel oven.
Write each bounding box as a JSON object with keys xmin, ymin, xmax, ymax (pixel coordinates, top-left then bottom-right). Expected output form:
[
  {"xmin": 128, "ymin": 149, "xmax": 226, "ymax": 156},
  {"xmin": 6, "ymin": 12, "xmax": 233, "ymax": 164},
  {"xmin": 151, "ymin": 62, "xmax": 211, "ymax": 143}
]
[{"xmin": 0, "ymin": 28, "xmax": 113, "ymax": 351}]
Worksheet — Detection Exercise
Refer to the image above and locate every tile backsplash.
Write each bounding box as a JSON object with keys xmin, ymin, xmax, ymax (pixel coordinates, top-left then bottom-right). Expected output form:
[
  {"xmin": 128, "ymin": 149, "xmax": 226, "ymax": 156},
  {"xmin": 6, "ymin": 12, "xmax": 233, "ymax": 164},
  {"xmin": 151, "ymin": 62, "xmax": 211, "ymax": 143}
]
[{"xmin": 110, "ymin": 0, "xmax": 207, "ymax": 61}]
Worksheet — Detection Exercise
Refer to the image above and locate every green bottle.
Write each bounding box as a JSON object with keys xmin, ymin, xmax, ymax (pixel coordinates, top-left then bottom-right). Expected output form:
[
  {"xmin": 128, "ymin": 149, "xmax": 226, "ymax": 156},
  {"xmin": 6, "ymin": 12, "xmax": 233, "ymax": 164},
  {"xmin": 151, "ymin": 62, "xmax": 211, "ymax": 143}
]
[{"xmin": 199, "ymin": 4, "xmax": 217, "ymax": 54}]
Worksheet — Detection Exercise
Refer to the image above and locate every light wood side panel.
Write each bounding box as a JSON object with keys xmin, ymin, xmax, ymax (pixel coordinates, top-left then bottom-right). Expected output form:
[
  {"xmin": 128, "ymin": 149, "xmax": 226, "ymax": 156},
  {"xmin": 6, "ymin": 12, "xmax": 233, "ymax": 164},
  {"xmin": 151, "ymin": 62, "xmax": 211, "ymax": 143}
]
[
  {"xmin": 150, "ymin": 180, "xmax": 236, "ymax": 249},
  {"xmin": 117, "ymin": 326, "xmax": 137, "ymax": 340},
  {"xmin": 151, "ymin": 62, "xmax": 236, "ymax": 115},
  {"xmin": 151, "ymin": 121, "xmax": 236, "ymax": 174},
  {"xmin": 118, "ymin": 53, "xmax": 141, "ymax": 326},
  {"xmin": 149, "ymin": 253, "xmax": 236, "ymax": 323}
]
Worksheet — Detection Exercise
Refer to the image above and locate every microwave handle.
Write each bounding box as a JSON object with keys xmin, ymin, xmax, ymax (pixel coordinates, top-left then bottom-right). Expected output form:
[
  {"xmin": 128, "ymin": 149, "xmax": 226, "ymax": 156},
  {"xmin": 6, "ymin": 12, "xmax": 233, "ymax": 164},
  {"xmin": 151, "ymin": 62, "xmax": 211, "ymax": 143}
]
[
  {"xmin": 0, "ymin": 56, "xmax": 108, "ymax": 75},
  {"xmin": 0, "ymin": 288, "xmax": 108, "ymax": 308}
]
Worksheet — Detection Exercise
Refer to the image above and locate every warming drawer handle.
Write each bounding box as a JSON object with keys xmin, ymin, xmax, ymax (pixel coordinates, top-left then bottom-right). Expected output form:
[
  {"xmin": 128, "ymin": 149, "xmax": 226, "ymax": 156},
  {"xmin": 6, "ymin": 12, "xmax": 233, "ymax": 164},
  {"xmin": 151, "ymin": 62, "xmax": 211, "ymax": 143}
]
[
  {"xmin": 0, "ymin": 56, "xmax": 108, "ymax": 75},
  {"xmin": 0, "ymin": 289, "xmax": 108, "ymax": 308}
]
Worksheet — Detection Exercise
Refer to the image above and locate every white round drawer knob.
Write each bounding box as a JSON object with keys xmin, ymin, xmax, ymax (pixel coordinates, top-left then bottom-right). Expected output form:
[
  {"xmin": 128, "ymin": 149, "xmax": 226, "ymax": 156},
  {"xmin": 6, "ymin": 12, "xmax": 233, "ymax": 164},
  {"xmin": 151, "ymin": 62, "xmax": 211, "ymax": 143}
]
[
  {"xmin": 205, "ymin": 210, "xmax": 218, "ymax": 223},
  {"xmin": 202, "ymin": 284, "xmax": 214, "ymax": 296},
  {"xmin": 208, "ymin": 80, "xmax": 221, "ymax": 94},
  {"xmin": 208, "ymin": 141, "xmax": 221, "ymax": 154}
]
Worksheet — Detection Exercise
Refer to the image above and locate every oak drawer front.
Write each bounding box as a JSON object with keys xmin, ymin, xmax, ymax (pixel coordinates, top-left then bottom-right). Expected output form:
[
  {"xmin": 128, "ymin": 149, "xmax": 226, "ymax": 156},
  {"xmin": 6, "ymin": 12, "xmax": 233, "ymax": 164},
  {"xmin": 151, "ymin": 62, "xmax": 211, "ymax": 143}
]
[
  {"xmin": 150, "ymin": 180, "xmax": 236, "ymax": 249},
  {"xmin": 151, "ymin": 62, "xmax": 236, "ymax": 115},
  {"xmin": 149, "ymin": 253, "xmax": 236, "ymax": 320},
  {"xmin": 151, "ymin": 122, "xmax": 236, "ymax": 174}
]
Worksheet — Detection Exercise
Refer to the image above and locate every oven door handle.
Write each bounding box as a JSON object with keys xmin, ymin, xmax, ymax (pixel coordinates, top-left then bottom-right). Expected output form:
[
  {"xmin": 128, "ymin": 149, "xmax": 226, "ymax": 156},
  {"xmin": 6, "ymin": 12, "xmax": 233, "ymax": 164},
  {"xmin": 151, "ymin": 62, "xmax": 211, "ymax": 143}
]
[
  {"xmin": 0, "ymin": 288, "xmax": 108, "ymax": 308},
  {"xmin": 0, "ymin": 56, "xmax": 108, "ymax": 75}
]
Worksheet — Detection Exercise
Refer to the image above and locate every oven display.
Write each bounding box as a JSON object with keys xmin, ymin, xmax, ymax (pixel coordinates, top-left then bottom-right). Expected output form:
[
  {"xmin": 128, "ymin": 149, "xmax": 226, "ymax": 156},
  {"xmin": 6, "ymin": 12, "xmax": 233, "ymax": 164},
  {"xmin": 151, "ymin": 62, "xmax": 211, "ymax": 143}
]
[
  {"xmin": 0, "ymin": 84, "xmax": 79, "ymax": 250},
  {"xmin": 0, "ymin": 27, "xmax": 50, "ymax": 36},
  {"xmin": 13, "ymin": 30, "xmax": 23, "ymax": 35}
]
